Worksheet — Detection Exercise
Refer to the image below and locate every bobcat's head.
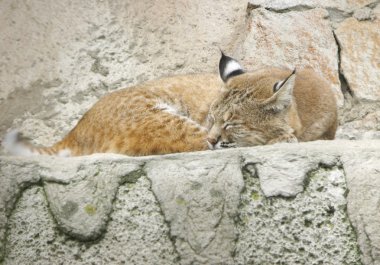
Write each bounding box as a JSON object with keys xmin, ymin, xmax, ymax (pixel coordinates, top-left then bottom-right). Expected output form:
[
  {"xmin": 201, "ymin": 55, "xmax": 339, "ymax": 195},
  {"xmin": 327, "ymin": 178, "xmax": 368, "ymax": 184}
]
[{"xmin": 207, "ymin": 52, "xmax": 297, "ymax": 149}]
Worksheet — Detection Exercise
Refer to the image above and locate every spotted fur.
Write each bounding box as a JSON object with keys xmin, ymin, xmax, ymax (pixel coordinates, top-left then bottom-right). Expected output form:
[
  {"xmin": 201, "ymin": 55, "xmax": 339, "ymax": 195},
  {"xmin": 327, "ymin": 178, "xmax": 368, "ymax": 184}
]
[{"xmin": 2, "ymin": 55, "xmax": 337, "ymax": 156}]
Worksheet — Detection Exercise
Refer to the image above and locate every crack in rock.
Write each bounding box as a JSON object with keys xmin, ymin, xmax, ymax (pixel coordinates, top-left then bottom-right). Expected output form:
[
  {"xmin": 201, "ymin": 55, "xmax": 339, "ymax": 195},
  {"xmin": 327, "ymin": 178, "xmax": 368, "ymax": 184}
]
[{"xmin": 333, "ymin": 31, "xmax": 355, "ymax": 100}]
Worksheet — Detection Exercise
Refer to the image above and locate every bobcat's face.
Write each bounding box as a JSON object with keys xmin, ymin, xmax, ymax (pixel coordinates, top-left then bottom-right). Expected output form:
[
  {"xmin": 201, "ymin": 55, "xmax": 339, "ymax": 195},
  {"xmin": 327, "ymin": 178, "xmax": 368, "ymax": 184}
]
[
  {"xmin": 207, "ymin": 98, "xmax": 267, "ymax": 149},
  {"xmin": 207, "ymin": 53, "xmax": 297, "ymax": 150}
]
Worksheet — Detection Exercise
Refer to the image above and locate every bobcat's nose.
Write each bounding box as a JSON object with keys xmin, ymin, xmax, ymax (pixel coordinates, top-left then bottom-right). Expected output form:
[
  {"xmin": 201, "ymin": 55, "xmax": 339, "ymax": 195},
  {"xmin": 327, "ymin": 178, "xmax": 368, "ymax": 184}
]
[{"xmin": 207, "ymin": 136, "xmax": 220, "ymax": 149}]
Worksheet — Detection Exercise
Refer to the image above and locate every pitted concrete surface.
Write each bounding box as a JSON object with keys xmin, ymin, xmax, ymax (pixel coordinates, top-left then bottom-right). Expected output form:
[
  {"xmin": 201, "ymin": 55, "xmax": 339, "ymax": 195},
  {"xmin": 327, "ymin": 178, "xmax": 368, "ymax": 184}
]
[{"xmin": 1, "ymin": 140, "xmax": 380, "ymax": 264}]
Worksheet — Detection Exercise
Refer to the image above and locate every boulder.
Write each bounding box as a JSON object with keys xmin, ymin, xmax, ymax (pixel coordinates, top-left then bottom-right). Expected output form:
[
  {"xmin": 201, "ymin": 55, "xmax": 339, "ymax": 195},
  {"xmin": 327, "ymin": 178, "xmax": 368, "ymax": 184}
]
[
  {"xmin": 235, "ymin": 8, "xmax": 343, "ymax": 105},
  {"xmin": 335, "ymin": 17, "xmax": 380, "ymax": 102}
]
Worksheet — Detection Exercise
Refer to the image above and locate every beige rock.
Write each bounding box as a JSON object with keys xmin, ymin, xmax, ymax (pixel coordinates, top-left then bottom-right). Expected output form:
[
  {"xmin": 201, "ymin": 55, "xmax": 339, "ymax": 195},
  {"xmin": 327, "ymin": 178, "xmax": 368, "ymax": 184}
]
[
  {"xmin": 235, "ymin": 8, "xmax": 343, "ymax": 105},
  {"xmin": 376, "ymin": 3, "xmax": 380, "ymax": 16},
  {"xmin": 353, "ymin": 7, "xmax": 376, "ymax": 21},
  {"xmin": 347, "ymin": 0, "xmax": 379, "ymax": 10},
  {"xmin": 335, "ymin": 17, "xmax": 380, "ymax": 102},
  {"xmin": 0, "ymin": 0, "xmax": 247, "ymax": 141},
  {"xmin": 342, "ymin": 151, "xmax": 380, "ymax": 264},
  {"xmin": 337, "ymin": 108, "xmax": 380, "ymax": 140}
]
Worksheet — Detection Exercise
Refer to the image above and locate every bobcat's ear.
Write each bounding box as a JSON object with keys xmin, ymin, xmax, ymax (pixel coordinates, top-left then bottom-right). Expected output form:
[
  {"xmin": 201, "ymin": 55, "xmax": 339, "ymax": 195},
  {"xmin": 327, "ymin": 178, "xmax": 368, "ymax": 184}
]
[
  {"xmin": 263, "ymin": 69, "xmax": 296, "ymax": 112},
  {"xmin": 219, "ymin": 51, "xmax": 245, "ymax": 83}
]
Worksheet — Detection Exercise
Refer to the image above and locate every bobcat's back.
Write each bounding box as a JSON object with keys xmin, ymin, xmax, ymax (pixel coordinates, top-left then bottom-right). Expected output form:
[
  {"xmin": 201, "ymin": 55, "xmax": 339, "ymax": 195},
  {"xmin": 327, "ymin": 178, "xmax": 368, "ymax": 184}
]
[{"xmin": 4, "ymin": 74, "xmax": 222, "ymax": 156}]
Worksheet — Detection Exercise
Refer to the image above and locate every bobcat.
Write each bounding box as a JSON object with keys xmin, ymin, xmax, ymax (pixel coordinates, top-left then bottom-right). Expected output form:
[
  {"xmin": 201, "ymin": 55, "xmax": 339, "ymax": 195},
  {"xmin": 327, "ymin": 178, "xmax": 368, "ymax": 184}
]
[{"xmin": 2, "ymin": 53, "xmax": 337, "ymax": 157}]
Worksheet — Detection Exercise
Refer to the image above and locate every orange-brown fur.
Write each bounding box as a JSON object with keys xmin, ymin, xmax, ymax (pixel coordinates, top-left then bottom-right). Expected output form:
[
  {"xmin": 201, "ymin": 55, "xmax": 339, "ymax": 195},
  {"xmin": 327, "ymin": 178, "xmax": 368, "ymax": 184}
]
[
  {"xmin": 3, "ymin": 65, "xmax": 337, "ymax": 156},
  {"xmin": 207, "ymin": 68, "xmax": 337, "ymax": 148},
  {"xmin": 43, "ymin": 74, "xmax": 221, "ymax": 156}
]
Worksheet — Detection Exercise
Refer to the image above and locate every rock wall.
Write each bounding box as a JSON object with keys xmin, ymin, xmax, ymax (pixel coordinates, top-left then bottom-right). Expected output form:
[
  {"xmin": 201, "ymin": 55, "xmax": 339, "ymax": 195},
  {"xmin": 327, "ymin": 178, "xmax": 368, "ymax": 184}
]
[
  {"xmin": 1, "ymin": 0, "xmax": 380, "ymax": 264},
  {"xmin": 1, "ymin": 141, "xmax": 380, "ymax": 264},
  {"xmin": 0, "ymin": 0, "xmax": 379, "ymax": 145}
]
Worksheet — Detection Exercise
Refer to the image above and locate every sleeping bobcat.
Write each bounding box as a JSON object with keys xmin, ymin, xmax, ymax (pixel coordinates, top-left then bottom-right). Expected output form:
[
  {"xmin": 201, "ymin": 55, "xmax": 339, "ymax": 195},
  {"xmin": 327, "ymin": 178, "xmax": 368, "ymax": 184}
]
[{"xmin": 2, "ymin": 53, "xmax": 337, "ymax": 156}]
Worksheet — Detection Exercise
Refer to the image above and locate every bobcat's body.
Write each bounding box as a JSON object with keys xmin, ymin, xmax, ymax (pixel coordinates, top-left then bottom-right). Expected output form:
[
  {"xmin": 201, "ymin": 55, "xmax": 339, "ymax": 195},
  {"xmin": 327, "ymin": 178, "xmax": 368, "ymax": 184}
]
[
  {"xmin": 2, "ymin": 54, "xmax": 338, "ymax": 157},
  {"xmin": 57, "ymin": 74, "xmax": 221, "ymax": 156}
]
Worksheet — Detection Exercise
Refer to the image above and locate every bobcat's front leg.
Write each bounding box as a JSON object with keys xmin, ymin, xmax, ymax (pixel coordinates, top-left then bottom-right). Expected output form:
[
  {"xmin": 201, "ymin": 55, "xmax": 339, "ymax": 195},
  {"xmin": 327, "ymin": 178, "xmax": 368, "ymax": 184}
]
[{"xmin": 268, "ymin": 134, "xmax": 298, "ymax": 145}]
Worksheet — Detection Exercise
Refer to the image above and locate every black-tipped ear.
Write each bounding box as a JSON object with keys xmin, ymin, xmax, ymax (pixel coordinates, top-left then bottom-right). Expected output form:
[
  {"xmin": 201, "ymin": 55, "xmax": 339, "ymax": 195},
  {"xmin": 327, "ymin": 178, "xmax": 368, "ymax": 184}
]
[
  {"xmin": 264, "ymin": 69, "xmax": 296, "ymax": 112},
  {"xmin": 219, "ymin": 51, "xmax": 245, "ymax": 83},
  {"xmin": 273, "ymin": 68, "xmax": 296, "ymax": 93}
]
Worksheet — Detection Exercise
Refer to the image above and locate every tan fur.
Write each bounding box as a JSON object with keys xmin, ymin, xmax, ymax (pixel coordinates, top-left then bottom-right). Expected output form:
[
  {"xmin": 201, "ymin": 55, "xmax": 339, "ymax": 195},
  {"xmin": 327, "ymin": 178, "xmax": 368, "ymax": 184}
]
[
  {"xmin": 207, "ymin": 68, "xmax": 338, "ymax": 148},
  {"xmin": 39, "ymin": 74, "xmax": 222, "ymax": 156},
  {"xmin": 3, "ymin": 67, "xmax": 337, "ymax": 156}
]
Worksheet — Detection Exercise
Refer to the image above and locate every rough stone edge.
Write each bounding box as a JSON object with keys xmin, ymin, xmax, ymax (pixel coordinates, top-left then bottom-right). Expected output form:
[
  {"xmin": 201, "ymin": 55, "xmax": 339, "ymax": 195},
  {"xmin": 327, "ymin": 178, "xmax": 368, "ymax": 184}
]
[{"xmin": 1, "ymin": 140, "xmax": 380, "ymax": 262}]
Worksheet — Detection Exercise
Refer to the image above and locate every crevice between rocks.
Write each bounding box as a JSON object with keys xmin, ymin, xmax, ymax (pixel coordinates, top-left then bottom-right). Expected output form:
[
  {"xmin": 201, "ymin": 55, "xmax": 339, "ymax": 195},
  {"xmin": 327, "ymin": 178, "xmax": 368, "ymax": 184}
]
[
  {"xmin": 332, "ymin": 31, "xmax": 355, "ymax": 102},
  {"xmin": 367, "ymin": 0, "xmax": 380, "ymax": 9}
]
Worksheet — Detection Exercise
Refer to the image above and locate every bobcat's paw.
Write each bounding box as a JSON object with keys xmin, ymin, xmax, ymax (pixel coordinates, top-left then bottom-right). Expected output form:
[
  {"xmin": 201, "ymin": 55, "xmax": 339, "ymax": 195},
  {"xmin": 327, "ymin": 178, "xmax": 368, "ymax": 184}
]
[{"xmin": 268, "ymin": 134, "xmax": 298, "ymax": 145}]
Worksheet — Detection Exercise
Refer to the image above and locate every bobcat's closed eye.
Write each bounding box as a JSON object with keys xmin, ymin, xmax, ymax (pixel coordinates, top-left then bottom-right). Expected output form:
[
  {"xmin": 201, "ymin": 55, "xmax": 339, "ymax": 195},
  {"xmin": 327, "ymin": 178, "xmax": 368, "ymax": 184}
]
[{"xmin": 2, "ymin": 53, "xmax": 337, "ymax": 157}]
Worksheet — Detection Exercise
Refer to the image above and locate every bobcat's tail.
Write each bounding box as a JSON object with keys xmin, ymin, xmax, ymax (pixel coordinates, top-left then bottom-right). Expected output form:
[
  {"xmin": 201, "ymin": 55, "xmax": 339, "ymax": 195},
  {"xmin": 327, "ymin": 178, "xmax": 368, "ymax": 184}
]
[{"xmin": 2, "ymin": 130, "xmax": 71, "ymax": 157}]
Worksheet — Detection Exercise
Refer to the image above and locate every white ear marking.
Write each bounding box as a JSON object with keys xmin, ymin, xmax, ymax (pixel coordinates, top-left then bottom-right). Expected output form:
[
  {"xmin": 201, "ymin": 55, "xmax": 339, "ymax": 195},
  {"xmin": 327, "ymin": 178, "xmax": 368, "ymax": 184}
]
[
  {"xmin": 224, "ymin": 60, "xmax": 242, "ymax": 78},
  {"xmin": 219, "ymin": 52, "xmax": 244, "ymax": 82}
]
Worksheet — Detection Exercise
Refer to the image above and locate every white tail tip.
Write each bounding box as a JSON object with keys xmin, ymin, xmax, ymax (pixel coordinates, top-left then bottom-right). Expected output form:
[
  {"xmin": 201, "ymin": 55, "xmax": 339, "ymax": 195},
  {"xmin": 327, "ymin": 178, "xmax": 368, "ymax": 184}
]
[{"xmin": 2, "ymin": 130, "xmax": 36, "ymax": 156}]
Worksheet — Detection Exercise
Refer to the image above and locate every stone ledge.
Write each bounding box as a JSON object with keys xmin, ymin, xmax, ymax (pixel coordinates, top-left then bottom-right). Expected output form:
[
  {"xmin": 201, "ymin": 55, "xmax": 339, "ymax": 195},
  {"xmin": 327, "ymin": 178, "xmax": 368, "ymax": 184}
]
[{"xmin": 1, "ymin": 140, "xmax": 380, "ymax": 264}]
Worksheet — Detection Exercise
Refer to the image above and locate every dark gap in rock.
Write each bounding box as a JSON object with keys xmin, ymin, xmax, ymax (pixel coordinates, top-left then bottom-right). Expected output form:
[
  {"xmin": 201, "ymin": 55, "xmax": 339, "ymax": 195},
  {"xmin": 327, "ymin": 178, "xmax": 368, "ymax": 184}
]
[
  {"xmin": 265, "ymin": 5, "xmax": 315, "ymax": 13},
  {"xmin": 326, "ymin": 8, "xmax": 353, "ymax": 24},
  {"xmin": 246, "ymin": 2, "xmax": 260, "ymax": 17},
  {"xmin": 332, "ymin": 31, "xmax": 356, "ymax": 102},
  {"xmin": 366, "ymin": 0, "xmax": 380, "ymax": 9}
]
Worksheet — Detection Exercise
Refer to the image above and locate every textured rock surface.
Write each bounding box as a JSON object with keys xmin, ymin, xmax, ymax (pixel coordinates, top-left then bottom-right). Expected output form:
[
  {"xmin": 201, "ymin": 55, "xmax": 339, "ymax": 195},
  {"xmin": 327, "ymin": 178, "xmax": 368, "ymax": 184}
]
[
  {"xmin": 343, "ymin": 151, "xmax": 380, "ymax": 265},
  {"xmin": 1, "ymin": 0, "xmax": 380, "ymax": 144},
  {"xmin": 0, "ymin": 0, "xmax": 247, "ymax": 142},
  {"xmin": 236, "ymin": 166, "xmax": 361, "ymax": 264},
  {"xmin": 335, "ymin": 17, "xmax": 380, "ymax": 101},
  {"xmin": 1, "ymin": 1, "xmax": 380, "ymax": 264},
  {"xmin": 147, "ymin": 156, "xmax": 244, "ymax": 265},
  {"xmin": 4, "ymin": 178, "xmax": 178, "ymax": 265},
  {"xmin": 235, "ymin": 8, "xmax": 343, "ymax": 105},
  {"xmin": 1, "ymin": 141, "xmax": 380, "ymax": 264}
]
